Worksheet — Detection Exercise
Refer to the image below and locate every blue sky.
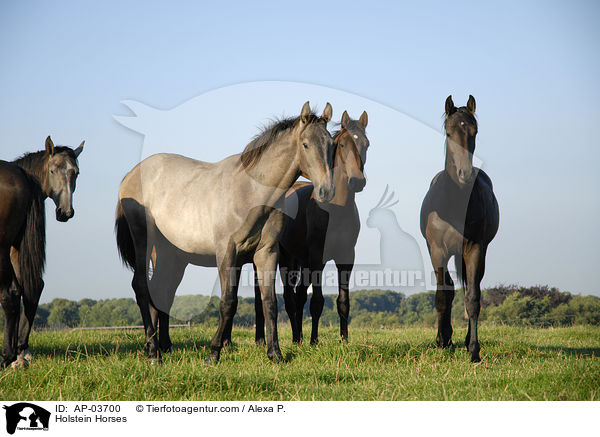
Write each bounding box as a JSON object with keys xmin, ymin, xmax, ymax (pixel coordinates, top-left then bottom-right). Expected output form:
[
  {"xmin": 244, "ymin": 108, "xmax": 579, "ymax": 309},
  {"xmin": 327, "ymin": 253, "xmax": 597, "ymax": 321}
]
[{"xmin": 1, "ymin": 1, "xmax": 599, "ymax": 301}]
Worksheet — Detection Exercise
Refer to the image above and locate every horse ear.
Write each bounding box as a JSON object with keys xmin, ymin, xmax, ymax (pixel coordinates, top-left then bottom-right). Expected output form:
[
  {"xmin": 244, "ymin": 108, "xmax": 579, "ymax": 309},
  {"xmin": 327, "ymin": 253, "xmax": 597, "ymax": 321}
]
[
  {"xmin": 321, "ymin": 102, "xmax": 332, "ymax": 123},
  {"xmin": 445, "ymin": 95, "xmax": 456, "ymax": 116},
  {"xmin": 341, "ymin": 110, "xmax": 350, "ymax": 128},
  {"xmin": 74, "ymin": 140, "xmax": 85, "ymax": 158},
  {"xmin": 45, "ymin": 136, "xmax": 55, "ymax": 155},
  {"xmin": 300, "ymin": 101, "xmax": 311, "ymax": 123},
  {"xmin": 359, "ymin": 111, "xmax": 368, "ymax": 128},
  {"xmin": 467, "ymin": 95, "xmax": 476, "ymax": 114}
]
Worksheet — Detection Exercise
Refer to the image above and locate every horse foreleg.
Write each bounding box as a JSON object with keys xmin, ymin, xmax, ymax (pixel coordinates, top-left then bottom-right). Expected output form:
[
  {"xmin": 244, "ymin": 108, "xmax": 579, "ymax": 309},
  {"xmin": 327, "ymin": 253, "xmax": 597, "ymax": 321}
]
[
  {"xmin": 279, "ymin": 252, "xmax": 299, "ymax": 343},
  {"xmin": 430, "ymin": 246, "xmax": 454, "ymax": 349},
  {"xmin": 464, "ymin": 244, "xmax": 484, "ymax": 363},
  {"xmin": 254, "ymin": 248, "xmax": 283, "ymax": 362},
  {"xmin": 309, "ymin": 266, "xmax": 325, "ymax": 345},
  {"xmin": 252, "ymin": 263, "xmax": 265, "ymax": 345},
  {"xmin": 208, "ymin": 249, "xmax": 241, "ymax": 364},
  {"xmin": 336, "ymin": 262, "xmax": 353, "ymax": 342}
]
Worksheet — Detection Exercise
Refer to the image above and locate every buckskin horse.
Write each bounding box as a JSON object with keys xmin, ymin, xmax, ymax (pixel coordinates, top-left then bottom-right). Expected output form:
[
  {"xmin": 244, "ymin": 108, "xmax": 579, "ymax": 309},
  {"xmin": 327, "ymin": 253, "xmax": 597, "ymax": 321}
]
[
  {"xmin": 420, "ymin": 95, "xmax": 499, "ymax": 362},
  {"xmin": 249, "ymin": 110, "xmax": 369, "ymax": 345},
  {"xmin": 115, "ymin": 102, "xmax": 336, "ymax": 363},
  {"xmin": 0, "ymin": 136, "xmax": 84, "ymax": 368}
]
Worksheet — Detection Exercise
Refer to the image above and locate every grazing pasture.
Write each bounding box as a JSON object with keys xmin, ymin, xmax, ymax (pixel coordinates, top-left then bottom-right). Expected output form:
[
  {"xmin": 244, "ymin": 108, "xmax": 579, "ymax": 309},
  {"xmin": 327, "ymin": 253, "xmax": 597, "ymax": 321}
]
[{"xmin": 0, "ymin": 325, "xmax": 598, "ymax": 401}]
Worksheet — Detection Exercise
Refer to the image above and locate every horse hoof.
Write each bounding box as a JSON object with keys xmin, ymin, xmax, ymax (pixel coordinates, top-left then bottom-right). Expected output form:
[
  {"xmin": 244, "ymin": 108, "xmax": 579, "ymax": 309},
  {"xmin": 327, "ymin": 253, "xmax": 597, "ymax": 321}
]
[
  {"xmin": 222, "ymin": 339, "xmax": 232, "ymax": 348},
  {"xmin": 22, "ymin": 349, "xmax": 33, "ymax": 362},
  {"xmin": 149, "ymin": 356, "xmax": 162, "ymax": 365},
  {"xmin": 11, "ymin": 356, "xmax": 28, "ymax": 369},
  {"xmin": 255, "ymin": 338, "xmax": 265, "ymax": 346},
  {"xmin": 161, "ymin": 346, "xmax": 174, "ymax": 354},
  {"xmin": 268, "ymin": 352, "xmax": 284, "ymax": 363},
  {"xmin": 205, "ymin": 350, "xmax": 220, "ymax": 365},
  {"xmin": 471, "ymin": 354, "xmax": 481, "ymax": 363},
  {"xmin": 310, "ymin": 339, "xmax": 319, "ymax": 346}
]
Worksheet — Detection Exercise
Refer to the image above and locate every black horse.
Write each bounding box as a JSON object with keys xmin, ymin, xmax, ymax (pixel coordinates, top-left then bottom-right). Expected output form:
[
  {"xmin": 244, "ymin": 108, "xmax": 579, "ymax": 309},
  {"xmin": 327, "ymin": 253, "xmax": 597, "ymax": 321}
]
[
  {"xmin": 0, "ymin": 136, "xmax": 83, "ymax": 368},
  {"xmin": 420, "ymin": 95, "xmax": 499, "ymax": 362}
]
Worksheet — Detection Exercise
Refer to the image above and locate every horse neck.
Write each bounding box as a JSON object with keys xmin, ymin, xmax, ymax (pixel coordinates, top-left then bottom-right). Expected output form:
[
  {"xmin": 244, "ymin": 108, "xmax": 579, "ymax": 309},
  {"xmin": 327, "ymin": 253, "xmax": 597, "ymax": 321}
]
[
  {"xmin": 327, "ymin": 150, "xmax": 355, "ymax": 208},
  {"xmin": 444, "ymin": 137, "xmax": 453, "ymax": 176},
  {"xmin": 13, "ymin": 153, "xmax": 50, "ymax": 197},
  {"xmin": 243, "ymin": 135, "xmax": 300, "ymax": 204}
]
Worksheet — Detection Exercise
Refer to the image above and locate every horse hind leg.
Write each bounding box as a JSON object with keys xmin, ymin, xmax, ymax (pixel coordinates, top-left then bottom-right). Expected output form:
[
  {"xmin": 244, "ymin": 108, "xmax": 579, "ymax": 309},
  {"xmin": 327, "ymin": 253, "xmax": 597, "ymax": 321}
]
[
  {"xmin": 127, "ymin": 219, "xmax": 160, "ymax": 361},
  {"xmin": 13, "ymin": 247, "xmax": 42, "ymax": 366},
  {"xmin": 147, "ymin": 245, "xmax": 186, "ymax": 354},
  {"xmin": 0, "ymin": 250, "xmax": 20, "ymax": 368},
  {"xmin": 149, "ymin": 304, "xmax": 174, "ymax": 353}
]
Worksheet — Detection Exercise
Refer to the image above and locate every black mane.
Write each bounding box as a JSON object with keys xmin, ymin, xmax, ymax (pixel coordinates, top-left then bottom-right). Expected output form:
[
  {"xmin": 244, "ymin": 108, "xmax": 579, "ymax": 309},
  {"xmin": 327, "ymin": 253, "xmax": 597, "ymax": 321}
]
[
  {"xmin": 13, "ymin": 146, "xmax": 77, "ymax": 172},
  {"xmin": 240, "ymin": 112, "xmax": 321, "ymax": 168}
]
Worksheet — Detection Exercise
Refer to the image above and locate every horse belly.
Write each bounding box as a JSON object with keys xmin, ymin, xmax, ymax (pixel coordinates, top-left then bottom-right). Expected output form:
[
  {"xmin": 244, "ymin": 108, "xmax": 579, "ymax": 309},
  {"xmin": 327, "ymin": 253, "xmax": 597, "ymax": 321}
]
[{"xmin": 152, "ymin": 207, "xmax": 216, "ymax": 258}]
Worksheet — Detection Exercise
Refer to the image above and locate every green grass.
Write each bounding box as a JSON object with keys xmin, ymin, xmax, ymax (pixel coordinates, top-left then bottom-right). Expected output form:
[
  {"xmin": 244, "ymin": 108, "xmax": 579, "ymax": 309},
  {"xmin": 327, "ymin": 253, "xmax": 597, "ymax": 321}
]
[{"xmin": 1, "ymin": 325, "xmax": 598, "ymax": 400}]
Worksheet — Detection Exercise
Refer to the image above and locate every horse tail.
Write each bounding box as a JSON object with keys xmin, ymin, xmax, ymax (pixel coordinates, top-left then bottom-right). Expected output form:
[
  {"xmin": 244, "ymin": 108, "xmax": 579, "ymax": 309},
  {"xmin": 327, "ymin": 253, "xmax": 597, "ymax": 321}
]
[
  {"xmin": 19, "ymin": 176, "xmax": 46, "ymax": 297},
  {"xmin": 115, "ymin": 200, "xmax": 136, "ymax": 270}
]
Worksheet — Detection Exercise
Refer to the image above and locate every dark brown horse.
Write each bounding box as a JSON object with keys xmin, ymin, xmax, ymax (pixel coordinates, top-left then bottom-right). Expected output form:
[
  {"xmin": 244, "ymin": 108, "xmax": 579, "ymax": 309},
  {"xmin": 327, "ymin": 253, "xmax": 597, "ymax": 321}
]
[
  {"xmin": 420, "ymin": 95, "xmax": 499, "ymax": 362},
  {"xmin": 251, "ymin": 111, "xmax": 369, "ymax": 345},
  {"xmin": 0, "ymin": 136, "xmax": 83, "ymax": 368}
]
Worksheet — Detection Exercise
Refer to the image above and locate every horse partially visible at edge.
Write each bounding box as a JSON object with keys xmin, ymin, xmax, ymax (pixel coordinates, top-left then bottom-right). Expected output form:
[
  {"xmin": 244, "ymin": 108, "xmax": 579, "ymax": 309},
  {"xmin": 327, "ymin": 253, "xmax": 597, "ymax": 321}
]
[{"xmin": 0, "ymin": 136, "xmax": 84, "ymax": 368}]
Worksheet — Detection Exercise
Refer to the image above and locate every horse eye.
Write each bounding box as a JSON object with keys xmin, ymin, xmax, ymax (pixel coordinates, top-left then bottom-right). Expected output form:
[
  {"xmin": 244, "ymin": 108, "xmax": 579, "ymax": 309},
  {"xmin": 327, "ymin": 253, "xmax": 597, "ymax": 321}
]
[
  {"xmin": 341, "ymin": 143, "xmax": 345, "ymax": 148},
  {"xmin": 50, "ymin": 169, "xmax": 55, "ymax": 174},
  {"xmin": 303, "ymin": 143, "xmax": 308, "ymax": 149}
]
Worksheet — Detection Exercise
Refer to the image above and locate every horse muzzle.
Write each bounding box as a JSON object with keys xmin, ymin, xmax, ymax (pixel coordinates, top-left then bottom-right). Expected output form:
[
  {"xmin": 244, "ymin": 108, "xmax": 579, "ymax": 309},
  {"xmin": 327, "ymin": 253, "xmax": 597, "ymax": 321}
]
[
  {"xmin": 315, "ymin": 183, "xmax": 335, "ymax": 203},
  {"xmin": 348, "ymin": 176, "xmax": 366, "ymax": 192},
  {"xmin": 56, "ymin": 207, "xmax": 74, "ymax": 222}
]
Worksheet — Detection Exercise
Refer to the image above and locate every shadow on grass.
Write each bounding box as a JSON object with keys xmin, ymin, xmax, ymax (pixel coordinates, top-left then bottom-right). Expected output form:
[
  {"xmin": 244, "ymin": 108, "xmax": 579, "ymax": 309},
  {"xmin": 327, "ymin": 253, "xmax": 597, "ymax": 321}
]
[
  {"xmin": 534, "ymin": 346, "xmax": 600, "ymax": 358},
  {"xmin": 30, "ymin": 331, "xmax": 212, "ymax": 360}
]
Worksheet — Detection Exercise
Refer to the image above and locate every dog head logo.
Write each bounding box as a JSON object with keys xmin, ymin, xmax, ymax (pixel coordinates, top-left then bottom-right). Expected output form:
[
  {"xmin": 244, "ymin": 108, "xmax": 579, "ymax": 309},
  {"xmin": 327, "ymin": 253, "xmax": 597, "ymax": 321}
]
[{"xmin": 3, "ymin": 403, "xmax": 50, "ymax": 434}]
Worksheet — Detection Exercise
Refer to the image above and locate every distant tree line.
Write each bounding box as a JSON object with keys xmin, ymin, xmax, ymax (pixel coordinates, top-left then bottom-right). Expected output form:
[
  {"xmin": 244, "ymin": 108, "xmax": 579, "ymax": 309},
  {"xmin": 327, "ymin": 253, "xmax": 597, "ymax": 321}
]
[{"xmin": 0, "ymin": 285, "xmax": 598, "ymax": 330}]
